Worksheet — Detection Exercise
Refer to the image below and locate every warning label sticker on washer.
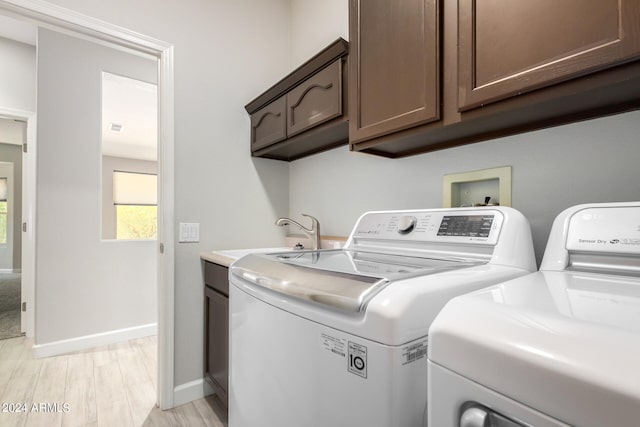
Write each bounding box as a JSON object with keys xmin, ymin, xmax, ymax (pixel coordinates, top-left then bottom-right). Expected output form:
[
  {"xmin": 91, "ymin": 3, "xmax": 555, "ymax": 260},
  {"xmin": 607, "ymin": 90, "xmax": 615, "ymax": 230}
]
[
  {"xmin": 348, "ymin": 341, "xmax": 367, "ymax": 379},
  {"xmin": 402, "ymin": 338, "xmax": 428, "ymax": 366},
  {"xmin": 320, "ymin": 333, "xmax": 346, "ymax": 358}
]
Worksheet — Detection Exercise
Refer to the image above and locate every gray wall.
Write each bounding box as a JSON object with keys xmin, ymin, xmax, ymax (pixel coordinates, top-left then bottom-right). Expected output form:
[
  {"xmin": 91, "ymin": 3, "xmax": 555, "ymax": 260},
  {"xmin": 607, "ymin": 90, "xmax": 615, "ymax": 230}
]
[
  {"xmin": 42, "ymin": 0, "xmax": 291, "ymax": 388},
  {"xmin": 289, "ymin": 111, "xmax": 640, "ymax": 265},
  {"xmin": 0, "ymin": 143, "xmax": 22, "ymax": 269},
  {"xmin": 101, "ymin": 155, "xmax": 158, "ymax": 240},
  {"xmin": 0, "ymin": 36, "xmax": 36, "ymax": 112}
]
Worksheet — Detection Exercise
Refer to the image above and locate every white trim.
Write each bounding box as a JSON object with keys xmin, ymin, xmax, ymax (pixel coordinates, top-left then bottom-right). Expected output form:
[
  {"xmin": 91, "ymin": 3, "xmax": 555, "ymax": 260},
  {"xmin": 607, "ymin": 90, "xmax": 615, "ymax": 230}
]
[
  {"xmin": 0, "ymin": 268, "xmax": 18, "ymax": 273},
  {"xmin": 23, "ymin": 110, "xmax": 35, "ymax": 338},
  {"xmin": 157, "ymin": 44, "xmax": 176, "ymax": 410},
  {"xmin": 173, "ymin": 379, "xmax": 215, "ymax": 408},
  {"xmin": 0, "ymin": 0, "xmax": 166, "ymax": 54},
  {"xmin": 0, "ymin": 0, "xmax": 176, "ymax": 410},
  {"xmin": 32, "ymin": 323, "xmax": 157, "ymax": 358}
]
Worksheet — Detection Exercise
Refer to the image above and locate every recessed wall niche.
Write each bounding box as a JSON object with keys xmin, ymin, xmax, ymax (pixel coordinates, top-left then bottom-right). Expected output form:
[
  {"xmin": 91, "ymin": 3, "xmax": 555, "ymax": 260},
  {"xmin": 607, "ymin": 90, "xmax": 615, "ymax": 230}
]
[{"xmin": 443, "ymin": 166, "xmax": 512, "ymax": 208}]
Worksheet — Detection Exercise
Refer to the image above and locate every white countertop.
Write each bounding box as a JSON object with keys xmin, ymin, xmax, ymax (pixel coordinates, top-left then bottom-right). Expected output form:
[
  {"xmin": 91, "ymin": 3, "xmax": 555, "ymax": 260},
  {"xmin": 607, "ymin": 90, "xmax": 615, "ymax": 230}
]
[
  {"xmin": 201, "ymin": 236, "xmax": 347, "ymax": 267},
  {"xmin": 200, "ymin": 247, "xmax": 292, "ymax": 267}
]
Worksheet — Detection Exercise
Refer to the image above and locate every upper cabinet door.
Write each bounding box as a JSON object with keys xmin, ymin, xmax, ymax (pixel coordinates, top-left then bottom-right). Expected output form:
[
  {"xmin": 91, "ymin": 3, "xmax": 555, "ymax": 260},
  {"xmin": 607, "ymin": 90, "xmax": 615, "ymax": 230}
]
[
  {"xmin": 458, "ymin": 0, "xmax": 640, "ymax": 111},
  {"xmin": 349, "ymin": 0, "xmax": 440, "ymax": 144},
  {"xmin": 286, "ymin": 60, "xmax": 343, "ymax": 138},
  {"xmin": 250, "ymin": 96, "xmax": 286, "ymax": 151}
]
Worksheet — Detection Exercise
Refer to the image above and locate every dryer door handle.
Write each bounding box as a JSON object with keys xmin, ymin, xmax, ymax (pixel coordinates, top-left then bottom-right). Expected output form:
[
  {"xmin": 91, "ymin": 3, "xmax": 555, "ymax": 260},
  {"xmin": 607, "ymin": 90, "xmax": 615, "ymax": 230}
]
[
  {"xmin": 461, "ymin": 407, "xmax": 489, "ymax": 427},
  {"xmin": 461, "ymin": 405, "xmax": 526, "ymax": 427}
]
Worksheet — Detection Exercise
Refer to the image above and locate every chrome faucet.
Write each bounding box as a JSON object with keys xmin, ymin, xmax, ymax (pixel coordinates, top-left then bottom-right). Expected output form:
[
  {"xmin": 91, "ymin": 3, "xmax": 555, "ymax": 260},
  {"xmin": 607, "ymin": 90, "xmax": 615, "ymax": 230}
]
[{"xmin": 275, "ymin": 213, "xmax": 321, "ymax": 250}]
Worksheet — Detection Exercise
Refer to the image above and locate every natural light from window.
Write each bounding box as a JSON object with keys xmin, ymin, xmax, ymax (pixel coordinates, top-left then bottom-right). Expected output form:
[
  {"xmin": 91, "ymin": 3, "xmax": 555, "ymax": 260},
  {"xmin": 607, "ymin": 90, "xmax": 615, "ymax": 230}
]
[
  {"xmin": 113, "ymin": 171, "xmax": 157, "ymax": 240},
  {"xmin": 100, "ymin": 72, "xmax": 158, "ymax": 240}
]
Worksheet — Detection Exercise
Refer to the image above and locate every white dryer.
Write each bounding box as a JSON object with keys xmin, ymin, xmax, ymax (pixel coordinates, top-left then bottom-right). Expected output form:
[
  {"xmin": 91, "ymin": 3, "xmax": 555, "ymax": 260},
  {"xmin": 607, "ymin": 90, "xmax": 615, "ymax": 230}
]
[
  {"xmin": 428, "ymin": 202, "xmax": 640, "ymax": 427},
  {"xmin": 228, "ymin": 207, "xmax": 535, "ymax": 427}
]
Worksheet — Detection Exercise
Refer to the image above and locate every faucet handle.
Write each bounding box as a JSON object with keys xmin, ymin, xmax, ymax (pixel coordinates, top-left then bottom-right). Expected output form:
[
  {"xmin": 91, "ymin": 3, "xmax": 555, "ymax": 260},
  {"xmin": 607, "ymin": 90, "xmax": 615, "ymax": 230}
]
[{"xmin": 301, "ymin": 213, "xmax": 319, "ymax": 227}]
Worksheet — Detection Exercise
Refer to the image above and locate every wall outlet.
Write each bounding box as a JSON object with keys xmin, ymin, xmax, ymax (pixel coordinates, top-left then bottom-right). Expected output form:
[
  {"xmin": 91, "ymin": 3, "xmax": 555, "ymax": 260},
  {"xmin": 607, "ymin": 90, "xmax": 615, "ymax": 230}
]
[{"xmin": 179, "ymin": 223, "xmax": 199, "ymax": 243}]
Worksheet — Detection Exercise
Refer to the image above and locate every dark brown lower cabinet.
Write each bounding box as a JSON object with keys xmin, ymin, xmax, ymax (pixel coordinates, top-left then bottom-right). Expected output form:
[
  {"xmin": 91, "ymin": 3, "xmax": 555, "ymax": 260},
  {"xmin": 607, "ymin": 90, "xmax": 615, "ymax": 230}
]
[{"xmin": 204, "ymin": 262, "xmax": 229, "ymax": 409}]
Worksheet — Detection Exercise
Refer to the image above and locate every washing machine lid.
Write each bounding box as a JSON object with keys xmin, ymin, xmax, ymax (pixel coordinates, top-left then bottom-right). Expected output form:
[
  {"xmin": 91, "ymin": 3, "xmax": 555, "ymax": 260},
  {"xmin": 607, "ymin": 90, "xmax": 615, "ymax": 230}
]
[
  {"xmin": 231, "ymin": 249, "xmax": 482, "ymax": 313},
  {"xmin": 429, "ymin": 270, "xmax": 640, "ymax": 427}
]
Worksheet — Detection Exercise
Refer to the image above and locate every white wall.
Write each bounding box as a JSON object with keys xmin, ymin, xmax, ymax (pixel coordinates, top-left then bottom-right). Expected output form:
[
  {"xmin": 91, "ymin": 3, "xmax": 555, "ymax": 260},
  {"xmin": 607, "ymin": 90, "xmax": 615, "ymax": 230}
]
[
  {"xmin": 36, "ymin": 29, "xmax": 158, "ymax": 345},
  {"xmin": 39, "ymin": 0, "xmax": 291, "ymax": 388},
  {"xmin": 101, "ymin": 156, "xmax": 158, "ymax": 240},
  {"xmin": 290, "ymin": 111, "xmax": 640, "ymax": 264},
  {"xmin": 0, "ymin": 36, "xmax": 36, "ymax": 112},
  {"xmin": 289, "ymin": 0, "xmax": 348, "ymax": 67}
]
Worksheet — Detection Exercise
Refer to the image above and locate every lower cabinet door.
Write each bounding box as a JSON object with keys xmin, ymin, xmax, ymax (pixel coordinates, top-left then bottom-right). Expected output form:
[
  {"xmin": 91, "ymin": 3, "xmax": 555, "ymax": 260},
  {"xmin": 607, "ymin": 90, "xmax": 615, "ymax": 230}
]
[{"xmin": 205, "ymin": 286, "xmax": 229, "ymax": 406}]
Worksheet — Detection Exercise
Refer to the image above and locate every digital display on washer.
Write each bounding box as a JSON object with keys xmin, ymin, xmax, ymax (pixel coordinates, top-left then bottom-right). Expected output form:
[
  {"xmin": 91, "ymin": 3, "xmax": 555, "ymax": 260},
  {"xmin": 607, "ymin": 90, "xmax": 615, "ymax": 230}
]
[{"xmin": 437, "ymin": 215, "xmax": 494, "ymax": 238}]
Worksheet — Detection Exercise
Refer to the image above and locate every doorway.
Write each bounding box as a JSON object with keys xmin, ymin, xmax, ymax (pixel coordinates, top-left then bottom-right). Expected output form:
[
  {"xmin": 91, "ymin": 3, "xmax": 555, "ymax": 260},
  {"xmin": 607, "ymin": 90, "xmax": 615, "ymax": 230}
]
[
  {"xmin": 0, "ymin": 3, "xmax": 175, "ymax": 410},
  {"xmin": 0, "ymin": 122, "xmax": 22, "ymax": 340}
]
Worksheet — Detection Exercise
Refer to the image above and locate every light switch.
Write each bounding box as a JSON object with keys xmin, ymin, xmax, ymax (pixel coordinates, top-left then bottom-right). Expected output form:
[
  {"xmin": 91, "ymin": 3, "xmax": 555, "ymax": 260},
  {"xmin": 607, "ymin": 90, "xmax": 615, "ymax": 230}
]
[{"xmin": 179, "ymin": 222, "xmax": 200, "ymax": 243}]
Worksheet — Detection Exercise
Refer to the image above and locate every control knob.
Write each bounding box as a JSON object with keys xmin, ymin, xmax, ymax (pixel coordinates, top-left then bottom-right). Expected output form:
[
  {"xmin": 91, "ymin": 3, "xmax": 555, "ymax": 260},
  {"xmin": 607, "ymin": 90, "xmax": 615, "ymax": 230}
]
[{"xmin": 397, "ymin": 216, "xmax": 417, "ymax": 234}]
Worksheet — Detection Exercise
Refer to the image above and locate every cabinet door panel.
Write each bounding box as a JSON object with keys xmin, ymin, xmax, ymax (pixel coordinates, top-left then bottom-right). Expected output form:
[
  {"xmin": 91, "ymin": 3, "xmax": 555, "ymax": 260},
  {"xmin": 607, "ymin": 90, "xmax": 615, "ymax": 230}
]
[
  {"xmin": 349, "ymin": 0, "xmax": 440, "ymax": 143},
  {"xmin": 287, "ymin": 60, "xmax": 342, "ymax": 138},
  {"xmin": 459, "ymin": 0, "xmax": 640, "ymax": 110},
  {"xmin": 250, "ymin": 97, "xmax": 286, "ymax": 151},
  {"xmin": 204, "ymin": 261, "xmax": 229, "ymax": 296},
  {"xmin": 205, "ymin": 286, "xmax": 229, "ymax": 405}
]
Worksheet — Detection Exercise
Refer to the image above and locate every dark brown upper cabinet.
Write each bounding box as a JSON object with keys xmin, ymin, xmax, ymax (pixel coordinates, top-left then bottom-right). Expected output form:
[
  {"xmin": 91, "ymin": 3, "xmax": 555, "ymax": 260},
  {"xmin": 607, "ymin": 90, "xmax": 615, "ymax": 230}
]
[
  {"xmin": 349, "ymin": 0, "xmax": 640, "ymax": 158},
  {"xmin": 287, "ymin": 60, "xmax": 343, "ymax": 138},
  {"xmin": 251, "ymin": 97, "xmax": 286, "ymax": 151},
  {"xmin": 349, "ymin": 0, "xmax": 439, "ymax": 144},
  {"xmin": 458, "ymin": 0, "xmax": 640, "ymax": 111},
  {"xmin": 246, "ymin": 39, "xmax": 349, "ymax": 161}
]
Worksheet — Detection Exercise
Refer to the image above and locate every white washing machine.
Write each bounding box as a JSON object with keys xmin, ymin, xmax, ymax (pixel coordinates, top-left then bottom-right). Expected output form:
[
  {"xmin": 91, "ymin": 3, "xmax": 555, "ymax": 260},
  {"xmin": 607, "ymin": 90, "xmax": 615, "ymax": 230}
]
[
  {"xmin": 428, "ymin": 202, "xmax": 640, "ymax": 427},
  {"xmin": 228, "ymin": 207, "xmax": 535, "ymax": 427}
]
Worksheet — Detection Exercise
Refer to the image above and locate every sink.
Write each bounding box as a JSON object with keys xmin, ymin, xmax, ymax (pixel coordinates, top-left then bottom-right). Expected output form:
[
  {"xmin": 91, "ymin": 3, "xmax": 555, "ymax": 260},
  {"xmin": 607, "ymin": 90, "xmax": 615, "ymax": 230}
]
[{"xmin": 216, "ymin": 247, "xmax": 293, "ymax": 261}]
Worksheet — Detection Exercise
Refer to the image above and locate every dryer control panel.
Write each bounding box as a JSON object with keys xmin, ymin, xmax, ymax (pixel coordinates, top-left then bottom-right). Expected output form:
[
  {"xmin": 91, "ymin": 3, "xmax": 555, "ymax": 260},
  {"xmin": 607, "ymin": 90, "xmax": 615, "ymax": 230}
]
[
  {"xmin": 351, "ymin": 209, "xmax": 504, "ymax": 246},
  {"xmin": 567, "ymin": 206, "xmax": 640, "ymax": 255}
]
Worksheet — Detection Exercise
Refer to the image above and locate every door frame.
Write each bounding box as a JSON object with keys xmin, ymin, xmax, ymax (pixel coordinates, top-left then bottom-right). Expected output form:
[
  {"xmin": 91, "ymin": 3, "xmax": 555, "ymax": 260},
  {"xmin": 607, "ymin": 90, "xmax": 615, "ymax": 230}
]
[
  {"xmin": 0, "ymin": 107, "xmax": 34, "ymax": 337},
  {"xmin": 0, "ymin": 0, "xmax": 176, "ymax": 410}
]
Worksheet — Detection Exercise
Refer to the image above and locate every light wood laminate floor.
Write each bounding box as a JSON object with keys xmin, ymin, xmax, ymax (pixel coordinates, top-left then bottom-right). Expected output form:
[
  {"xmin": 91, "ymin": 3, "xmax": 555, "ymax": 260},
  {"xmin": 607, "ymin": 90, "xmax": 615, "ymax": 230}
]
[{"xmin": 0, "ymin": 335, "xmax": 227, "ymax": 427}]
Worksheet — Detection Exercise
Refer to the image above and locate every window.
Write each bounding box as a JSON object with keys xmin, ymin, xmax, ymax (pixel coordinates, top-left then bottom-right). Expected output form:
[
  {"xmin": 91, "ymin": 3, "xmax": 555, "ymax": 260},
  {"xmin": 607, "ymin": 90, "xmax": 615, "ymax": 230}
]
[
  {"xmin": 0, "ymin": 178, "xmax": 7, "ymax": 244},
  {"xmin": 113, "ymin": 171, "xmax": 157, "ymax": 240}
]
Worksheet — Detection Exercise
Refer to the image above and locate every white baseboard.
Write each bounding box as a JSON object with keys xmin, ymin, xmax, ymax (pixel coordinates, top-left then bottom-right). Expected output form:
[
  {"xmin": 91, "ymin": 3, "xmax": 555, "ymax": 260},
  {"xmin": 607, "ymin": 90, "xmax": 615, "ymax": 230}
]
[
  {"xmin": 173, "ymin": 378, "xmax": 214, "ymax": 407},
  {"xmin": 32, "ymin": 323, "xmax": 157, "ymax": 358}
]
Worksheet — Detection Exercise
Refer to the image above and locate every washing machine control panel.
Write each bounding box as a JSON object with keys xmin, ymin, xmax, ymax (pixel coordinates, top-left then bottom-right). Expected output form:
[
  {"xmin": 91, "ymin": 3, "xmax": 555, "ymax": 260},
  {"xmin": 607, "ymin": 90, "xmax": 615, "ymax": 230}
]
[
  {"xmin": 352, "ymin": 209, "xmax": 504, "ymax": 245},
  {"xmin": 396, "ymin": 215, "xmax": 417, "ymax": 234},
  {"xmin": 567, "ymin": 206, "xmax": 640, "ymax": 254}
]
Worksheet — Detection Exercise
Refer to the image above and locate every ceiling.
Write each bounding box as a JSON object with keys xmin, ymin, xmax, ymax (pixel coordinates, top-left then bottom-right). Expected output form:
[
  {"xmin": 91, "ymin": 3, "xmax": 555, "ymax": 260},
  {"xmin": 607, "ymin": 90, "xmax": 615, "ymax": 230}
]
[
  {"xmin": 102, "ymin": 72, "xmax": 158, "ymax": 162},
  {"xmin": 1, "ymin": 13, "xmax": 157, "ymax": 162},
  {"xmin": 0, "ymin": 118, "xmax": 25, "ymax": 145}
]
